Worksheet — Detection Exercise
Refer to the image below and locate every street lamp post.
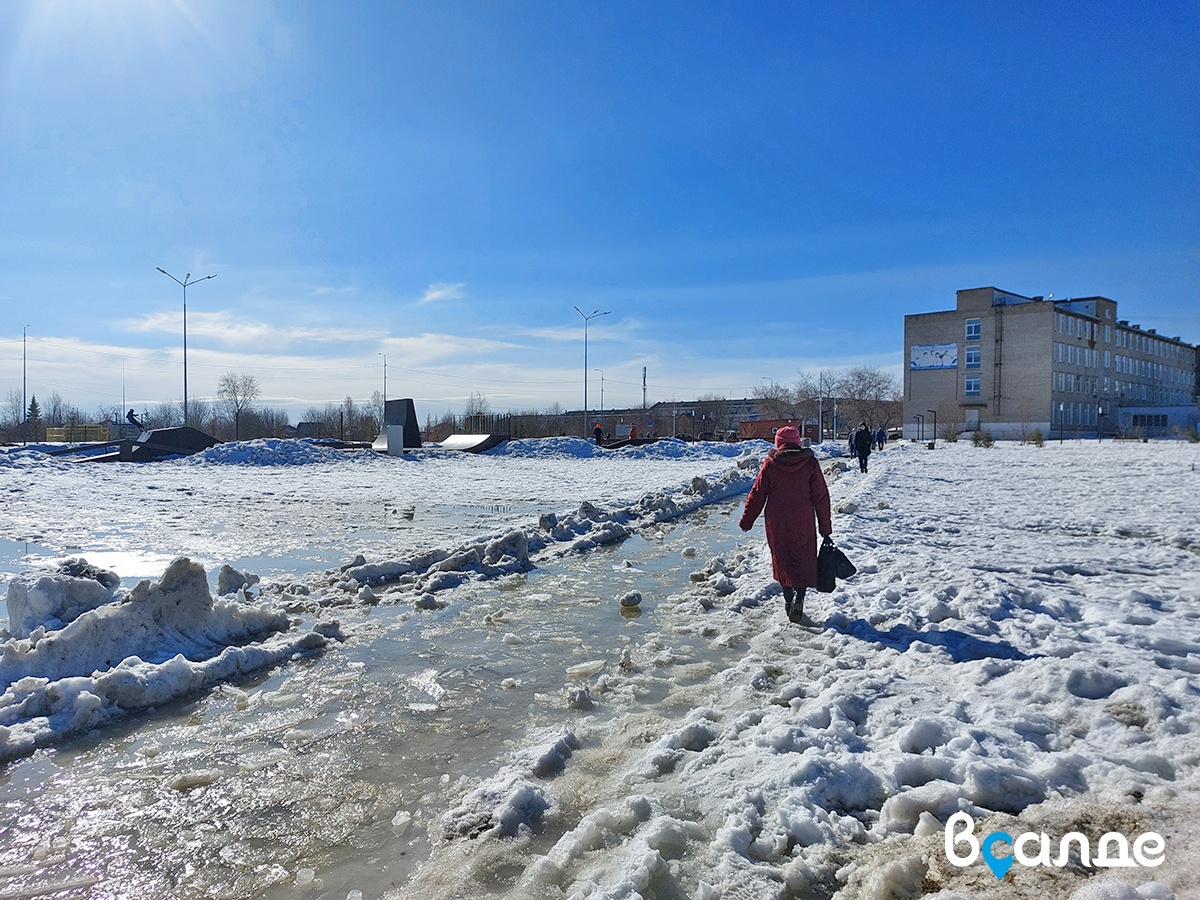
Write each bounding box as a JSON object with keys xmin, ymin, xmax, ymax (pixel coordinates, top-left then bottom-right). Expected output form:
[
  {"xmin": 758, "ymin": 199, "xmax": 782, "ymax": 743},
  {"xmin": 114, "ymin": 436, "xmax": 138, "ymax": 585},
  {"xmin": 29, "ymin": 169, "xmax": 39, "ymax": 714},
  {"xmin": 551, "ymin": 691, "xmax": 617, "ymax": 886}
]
[
  {"xmin": 913, "ymin": 414, "xmax": 924, "ymax": 442},
  {"xmin": 574, "ymin": 307, "xmax": 610, "ymax": 437},
  {"xmin": 157, "ymin": 267, "xmax": 216, "ymax": 427},
  {"xmin": 927, "ymin": 409, "xmax": 937, "ymax": 447},
  {"xmin": 1098, "ymin": 404, "xmax": 1104, "ymax": 442},
  {"xmin": 1059, "ymin": 403, "xmax": 1064, "ymax": 444},
  {"xmin": 594, "ymin": 368, "xmax": 604, "ymax": 416},
  {"xmin": 22, "ymin": 324, "xmax": 29, "ymax": 445},
  {"xmin": 379, "ymin": 352, "xmax": 387, "ymax": 404}
]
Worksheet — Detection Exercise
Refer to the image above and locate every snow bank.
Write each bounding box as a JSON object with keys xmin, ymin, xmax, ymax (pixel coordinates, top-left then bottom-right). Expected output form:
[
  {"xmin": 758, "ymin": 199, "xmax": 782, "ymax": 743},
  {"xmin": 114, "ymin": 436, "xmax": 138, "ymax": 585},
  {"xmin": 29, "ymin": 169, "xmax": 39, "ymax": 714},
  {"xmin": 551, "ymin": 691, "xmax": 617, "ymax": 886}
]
[
  {"xmin": 0, "ymin": 556, "xmax": 336, "ymax": 761},
  {"xmin": 488, "ymin": 436, "xmax": 748, "ymax": 461},
  {"xmin": 0, "ymin": 448, "xmax": 65, "ymax": 471},
  {"xmin": 182, "ymin": 438, "xmax": 369, "ymax": 466}
]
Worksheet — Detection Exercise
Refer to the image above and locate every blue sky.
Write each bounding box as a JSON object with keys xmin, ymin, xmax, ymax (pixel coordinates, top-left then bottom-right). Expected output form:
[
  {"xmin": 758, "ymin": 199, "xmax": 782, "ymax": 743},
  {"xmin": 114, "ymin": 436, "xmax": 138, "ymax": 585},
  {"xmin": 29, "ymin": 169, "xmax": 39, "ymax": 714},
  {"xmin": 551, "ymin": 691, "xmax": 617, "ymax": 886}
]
[{"xmin": 1, "ymin": 1, "xmax": 1197, "ymax": 424}]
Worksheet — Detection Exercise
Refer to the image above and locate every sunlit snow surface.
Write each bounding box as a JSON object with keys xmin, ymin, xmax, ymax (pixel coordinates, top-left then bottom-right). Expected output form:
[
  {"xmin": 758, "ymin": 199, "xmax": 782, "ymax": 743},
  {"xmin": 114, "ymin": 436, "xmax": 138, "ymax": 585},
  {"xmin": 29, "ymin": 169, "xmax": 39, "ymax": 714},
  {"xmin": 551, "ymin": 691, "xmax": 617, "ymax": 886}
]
[{"xmin": 0, "ymin": 437, "xmax": 1198, "ymax": 899}]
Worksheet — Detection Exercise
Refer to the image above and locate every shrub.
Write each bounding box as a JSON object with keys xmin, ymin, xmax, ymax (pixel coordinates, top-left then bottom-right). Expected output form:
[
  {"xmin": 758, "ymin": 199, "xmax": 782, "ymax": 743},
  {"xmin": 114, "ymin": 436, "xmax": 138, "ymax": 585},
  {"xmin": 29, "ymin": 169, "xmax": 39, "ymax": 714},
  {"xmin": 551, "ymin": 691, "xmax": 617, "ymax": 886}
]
[
  {"xmin": 1188, "ymin": 426, "xmax": 1199, "ymax": 444},
  {"xmin": 971, "ymin": 429, "xmax": 995, "ymax": 448},
  {"xmin": 1029, "ymin": 428, "xmax": 1044, "ymax": 447}
]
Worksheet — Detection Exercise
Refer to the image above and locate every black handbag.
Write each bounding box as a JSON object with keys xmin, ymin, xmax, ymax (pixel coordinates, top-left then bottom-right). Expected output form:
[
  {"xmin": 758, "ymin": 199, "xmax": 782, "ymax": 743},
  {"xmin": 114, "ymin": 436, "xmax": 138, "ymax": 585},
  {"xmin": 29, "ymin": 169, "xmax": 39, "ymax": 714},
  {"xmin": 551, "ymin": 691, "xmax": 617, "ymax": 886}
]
[{"xmin": 817, "ymin": 537, "xmax": 856, "ymax": 593}]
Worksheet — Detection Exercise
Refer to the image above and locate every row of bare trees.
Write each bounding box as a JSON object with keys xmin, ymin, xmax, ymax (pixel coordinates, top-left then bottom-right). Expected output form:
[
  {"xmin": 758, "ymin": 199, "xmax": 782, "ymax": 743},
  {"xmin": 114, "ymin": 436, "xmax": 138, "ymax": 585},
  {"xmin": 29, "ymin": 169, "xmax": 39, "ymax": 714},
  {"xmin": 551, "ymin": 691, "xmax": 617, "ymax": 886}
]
[
  {"xmin": 752, "ymin": 366, "xmax": 902, "ymax": 435},
  {"xmin": 3, "ymin": 367, "xmax": 901, "ymax": 446},
  {"xmin": 0, "ymin": 373, "xmax": 292, "ymax": 444}
]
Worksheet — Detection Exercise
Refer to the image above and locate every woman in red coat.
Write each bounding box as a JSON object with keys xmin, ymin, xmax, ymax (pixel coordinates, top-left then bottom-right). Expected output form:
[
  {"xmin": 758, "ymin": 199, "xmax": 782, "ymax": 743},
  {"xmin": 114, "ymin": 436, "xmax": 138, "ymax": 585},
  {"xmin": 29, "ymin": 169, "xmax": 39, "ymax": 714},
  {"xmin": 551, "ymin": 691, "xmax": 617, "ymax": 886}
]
[{"xmin": 739, "ymin": 426, "xmax": 832, "ymax": 623}]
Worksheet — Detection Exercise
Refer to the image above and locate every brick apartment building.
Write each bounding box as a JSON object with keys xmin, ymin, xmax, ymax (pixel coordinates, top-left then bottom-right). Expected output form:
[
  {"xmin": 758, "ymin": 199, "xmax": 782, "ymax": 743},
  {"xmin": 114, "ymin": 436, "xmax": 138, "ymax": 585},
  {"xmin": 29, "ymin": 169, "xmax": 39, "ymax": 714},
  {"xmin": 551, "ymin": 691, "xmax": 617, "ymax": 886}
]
[{"xmin": 904, "ymin": 287, "xmax": 1199, "ymax": 440}]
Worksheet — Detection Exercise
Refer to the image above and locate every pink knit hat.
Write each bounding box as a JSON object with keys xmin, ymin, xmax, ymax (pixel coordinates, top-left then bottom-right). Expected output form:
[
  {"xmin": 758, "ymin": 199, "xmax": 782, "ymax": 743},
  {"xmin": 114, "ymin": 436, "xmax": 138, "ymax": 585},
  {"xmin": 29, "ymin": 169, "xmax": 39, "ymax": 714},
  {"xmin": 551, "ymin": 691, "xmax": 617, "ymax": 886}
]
[{"xmin": 774, "ymin": 425, "xmax": 801, "ymax": 448}]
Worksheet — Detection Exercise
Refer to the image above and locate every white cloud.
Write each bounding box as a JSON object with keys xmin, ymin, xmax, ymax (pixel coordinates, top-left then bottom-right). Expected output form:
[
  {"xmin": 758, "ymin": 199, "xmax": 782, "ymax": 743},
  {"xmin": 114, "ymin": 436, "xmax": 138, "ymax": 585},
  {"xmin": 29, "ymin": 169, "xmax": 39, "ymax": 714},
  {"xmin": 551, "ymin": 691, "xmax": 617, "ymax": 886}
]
[
  {"xmin": 380, "ymin": 332, "xmax": 519, "ymax": 366},
  {"xmin": 122, "ymin": 311, "xmax": 367, "ymax": 348},
  {"xmin": 418, "ymin": 282, "xmax": 466, "ymax": 304}
]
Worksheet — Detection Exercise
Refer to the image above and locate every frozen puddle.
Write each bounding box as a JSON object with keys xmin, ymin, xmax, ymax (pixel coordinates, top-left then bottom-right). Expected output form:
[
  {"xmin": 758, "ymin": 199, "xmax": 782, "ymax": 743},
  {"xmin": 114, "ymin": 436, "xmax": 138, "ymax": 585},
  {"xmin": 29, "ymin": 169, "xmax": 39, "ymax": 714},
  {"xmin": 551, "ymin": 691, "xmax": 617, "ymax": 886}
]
[{"xmin": 0, "ymin": 501, "xmax": 750, "ymax": 899}]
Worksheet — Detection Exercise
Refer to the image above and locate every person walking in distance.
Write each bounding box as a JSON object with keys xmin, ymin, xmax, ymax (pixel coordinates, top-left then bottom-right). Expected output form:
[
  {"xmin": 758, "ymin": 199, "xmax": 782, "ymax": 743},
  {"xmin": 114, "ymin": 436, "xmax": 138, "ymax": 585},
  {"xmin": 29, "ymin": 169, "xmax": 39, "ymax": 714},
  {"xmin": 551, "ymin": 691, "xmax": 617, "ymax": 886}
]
[
  {"xmin": 853, "ymin": 421, "xmax": 873, "ymax": 473},
  {"xmin": 739, "ymin": 426, "xmax": 832, "ymax": 624},
  {"xmin": 875, "ymin": 425, "xmax": 886, "ymax": 451}
]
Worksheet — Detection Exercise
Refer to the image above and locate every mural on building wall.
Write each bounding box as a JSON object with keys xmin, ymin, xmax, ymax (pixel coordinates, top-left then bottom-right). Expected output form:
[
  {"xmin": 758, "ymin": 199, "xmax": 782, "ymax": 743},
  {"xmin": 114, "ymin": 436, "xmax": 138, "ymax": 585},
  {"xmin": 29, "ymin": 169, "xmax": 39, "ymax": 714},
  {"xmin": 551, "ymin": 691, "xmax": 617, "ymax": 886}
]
[{"xmin": 910, "ymin": 343, "xmax": 959, "ymax": 370}]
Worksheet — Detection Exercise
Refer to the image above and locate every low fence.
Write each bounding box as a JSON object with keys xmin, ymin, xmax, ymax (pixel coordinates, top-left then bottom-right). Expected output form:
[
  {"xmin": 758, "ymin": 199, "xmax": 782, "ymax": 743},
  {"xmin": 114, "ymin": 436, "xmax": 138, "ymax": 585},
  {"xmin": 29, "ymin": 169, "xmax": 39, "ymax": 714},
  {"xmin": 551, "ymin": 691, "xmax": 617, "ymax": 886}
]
[{"xmin": 45, "ymin": 424, "xmax": 112, "ymax": 442}]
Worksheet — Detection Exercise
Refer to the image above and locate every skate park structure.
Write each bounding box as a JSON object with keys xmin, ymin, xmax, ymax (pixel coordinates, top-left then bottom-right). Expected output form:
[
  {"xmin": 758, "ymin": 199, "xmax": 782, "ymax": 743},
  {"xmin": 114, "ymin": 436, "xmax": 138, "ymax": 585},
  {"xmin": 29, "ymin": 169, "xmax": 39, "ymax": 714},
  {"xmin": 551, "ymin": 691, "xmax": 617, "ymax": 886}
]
[
  {"xmin": 371, "ymin": 399, "xmax": 423, "ymax": 455},
  {"xmin": 48, "ymin": 426, "xmax": 220, "ymax": 462}
]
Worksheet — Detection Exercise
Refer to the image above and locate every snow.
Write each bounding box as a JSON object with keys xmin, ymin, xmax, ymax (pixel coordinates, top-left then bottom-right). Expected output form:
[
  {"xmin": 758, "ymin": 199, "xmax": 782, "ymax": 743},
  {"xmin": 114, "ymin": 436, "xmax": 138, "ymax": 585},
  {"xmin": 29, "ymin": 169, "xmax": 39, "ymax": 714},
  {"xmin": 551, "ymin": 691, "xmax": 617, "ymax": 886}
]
[{"xmin": 0, "ymin": 436, "xmax": 1197, "ymax": 899}]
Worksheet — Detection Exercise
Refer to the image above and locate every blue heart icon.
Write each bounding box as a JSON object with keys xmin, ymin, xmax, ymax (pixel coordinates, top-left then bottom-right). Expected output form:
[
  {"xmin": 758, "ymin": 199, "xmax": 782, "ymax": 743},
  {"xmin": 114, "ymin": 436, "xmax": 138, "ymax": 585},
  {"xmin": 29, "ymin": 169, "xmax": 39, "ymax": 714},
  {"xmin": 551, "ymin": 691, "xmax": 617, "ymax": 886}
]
[{"xmin": 981, "ymin": 832, "xmax": 1014, "ymax": 880}]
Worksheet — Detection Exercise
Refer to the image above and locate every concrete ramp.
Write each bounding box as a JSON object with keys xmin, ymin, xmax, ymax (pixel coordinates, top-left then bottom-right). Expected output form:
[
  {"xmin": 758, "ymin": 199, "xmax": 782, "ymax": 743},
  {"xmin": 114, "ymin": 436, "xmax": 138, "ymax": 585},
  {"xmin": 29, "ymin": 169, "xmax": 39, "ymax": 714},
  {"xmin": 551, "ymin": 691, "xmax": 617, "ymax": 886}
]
[
  {"xmin": 438, "ymin": 433, "xmax": 508, "ymax": 453},
  {"xmin": 120, "ymin": 426, "xmax": 219, "ymax": 461},
  {"xmin": 372, "ymin": 398, "xmax": 422, "ymax": 454}
]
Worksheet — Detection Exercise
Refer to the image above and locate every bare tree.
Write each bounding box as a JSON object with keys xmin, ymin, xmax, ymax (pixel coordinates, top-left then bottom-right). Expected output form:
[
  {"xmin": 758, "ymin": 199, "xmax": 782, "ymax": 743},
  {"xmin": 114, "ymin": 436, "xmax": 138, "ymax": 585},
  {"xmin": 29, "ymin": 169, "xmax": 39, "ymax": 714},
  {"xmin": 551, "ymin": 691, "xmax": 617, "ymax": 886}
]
[
  {"xmin": 694, "ymin": 394, "xmax": 733, "ymax": 438},
  {"xmin": 465, "ymin": 391, "xmax": 491, "ymax": 417},
  {"xmin": 217, "ymin": 372, "xmax": 260, "ymax": 440},
  {"xmin": 2, "ymin": 389, "xmax": 23, "ymax": 431},
  {"xmin": 839, "ymin": 366, "xmax": 901, "ymax": 429},
  {"xmin": 148, "ymin": 401, "xmax": 183, "ymax": 429},
  {"xmin": 369, "ymin": 390, "xmax": 385, "ymax": 434},
  {"xmin": 752, "ymin": 382, "xmax": 797, "ymax": 419},
  {"xmin": 252, "ymin": 406, "xmax": 291, "ymax": 438}
]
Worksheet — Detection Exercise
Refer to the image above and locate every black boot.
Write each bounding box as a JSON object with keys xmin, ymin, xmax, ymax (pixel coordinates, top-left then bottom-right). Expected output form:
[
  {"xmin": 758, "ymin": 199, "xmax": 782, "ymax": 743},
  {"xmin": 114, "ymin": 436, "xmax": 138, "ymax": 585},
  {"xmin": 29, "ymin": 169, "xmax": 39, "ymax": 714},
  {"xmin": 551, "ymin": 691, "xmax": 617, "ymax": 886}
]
[
  {"xmin": 781, "ymin": 585, "xmax": 795, "ymax": 618},
  {"xmin": 789, "ymin": 588, "xmax": 807, "ymax": 624}
]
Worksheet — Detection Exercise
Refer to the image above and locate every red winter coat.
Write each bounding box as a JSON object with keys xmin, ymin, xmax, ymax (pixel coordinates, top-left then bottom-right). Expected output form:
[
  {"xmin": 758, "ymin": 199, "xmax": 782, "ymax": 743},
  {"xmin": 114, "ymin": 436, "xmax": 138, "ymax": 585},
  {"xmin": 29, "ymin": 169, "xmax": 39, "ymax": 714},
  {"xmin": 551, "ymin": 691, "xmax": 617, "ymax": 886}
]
[{"xmin": 739, "ymin": 448, "xmax": 832, "ymax": 589}]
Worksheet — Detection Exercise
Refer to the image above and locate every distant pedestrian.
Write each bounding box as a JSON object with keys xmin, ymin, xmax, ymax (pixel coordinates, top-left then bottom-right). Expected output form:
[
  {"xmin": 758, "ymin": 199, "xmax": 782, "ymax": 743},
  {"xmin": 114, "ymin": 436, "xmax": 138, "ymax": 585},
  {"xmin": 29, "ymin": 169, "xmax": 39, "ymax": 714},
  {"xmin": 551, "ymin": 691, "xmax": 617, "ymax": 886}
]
[
  {"xmin": 854, "ymin": 422, "xmax": 873, "ymax": 473},
  {"xmin": 739, "ymin": 426, "xmax": 832, "ymax": 624},
  {"xmin": 629, "ymin": 423, "xmax": 638, "ymax": 440},
  {"xmin": 593, "ymin": 423, "xmax": 603, "ymax": 445},
  {"xmin": 875, "ymin": 427, "xmax": 886, "ymax": 451}
]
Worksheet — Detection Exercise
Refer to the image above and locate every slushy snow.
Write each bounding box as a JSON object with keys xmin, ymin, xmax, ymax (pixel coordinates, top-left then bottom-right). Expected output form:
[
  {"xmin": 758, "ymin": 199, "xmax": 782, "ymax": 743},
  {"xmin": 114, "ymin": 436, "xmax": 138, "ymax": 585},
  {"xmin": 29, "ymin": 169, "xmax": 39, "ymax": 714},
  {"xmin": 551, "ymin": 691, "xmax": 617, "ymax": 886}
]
[{"xmin": 0, "ymin": 435, "xmax": 1197, "ymax": 899}]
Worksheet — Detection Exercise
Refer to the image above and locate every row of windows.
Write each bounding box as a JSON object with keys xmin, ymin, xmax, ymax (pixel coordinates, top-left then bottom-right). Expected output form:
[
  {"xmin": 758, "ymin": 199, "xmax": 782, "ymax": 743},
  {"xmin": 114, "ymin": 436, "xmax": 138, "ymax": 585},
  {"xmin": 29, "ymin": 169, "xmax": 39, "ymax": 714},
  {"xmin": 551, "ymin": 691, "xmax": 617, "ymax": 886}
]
[
  {"xmin": 1054, "ymin": 311, "xmax": 1186, "ymax": 360},
  {"xmin": 1053, "ymin": 402, "xmax": 1101, "ymax": 427},
  {"xmin": 1132, "ymin": 414, "xmax": 1169, "ymax": 428},
  {"xmin": 1052, "ymin": 343, "xmax": 1193, "ymax": 387},
  {"xmin": 1057, "ymin": 314, "xmax": 1100, "ymax": 342}
]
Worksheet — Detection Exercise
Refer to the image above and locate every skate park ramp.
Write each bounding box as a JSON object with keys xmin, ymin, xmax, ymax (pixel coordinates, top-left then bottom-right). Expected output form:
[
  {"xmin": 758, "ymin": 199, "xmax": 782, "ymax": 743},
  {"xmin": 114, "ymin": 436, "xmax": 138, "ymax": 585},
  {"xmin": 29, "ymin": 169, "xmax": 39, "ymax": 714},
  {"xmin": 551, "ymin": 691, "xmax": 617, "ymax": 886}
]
[
  {"xmin": 372, "ymin": 399, "xmax": 422, "ymax": 454},
  {"xmin": 438, "ymin": 434, "xmax": 508, "ymax": 453}
]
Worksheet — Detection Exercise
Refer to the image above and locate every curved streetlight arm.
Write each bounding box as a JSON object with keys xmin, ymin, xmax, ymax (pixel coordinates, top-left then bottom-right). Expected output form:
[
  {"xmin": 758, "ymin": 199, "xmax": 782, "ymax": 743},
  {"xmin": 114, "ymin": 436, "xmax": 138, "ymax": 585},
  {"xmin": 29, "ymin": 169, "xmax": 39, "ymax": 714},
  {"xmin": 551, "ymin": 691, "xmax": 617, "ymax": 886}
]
[{"xmin": 157, "ymin": 266, "xmax": 217, "ymax": 427}]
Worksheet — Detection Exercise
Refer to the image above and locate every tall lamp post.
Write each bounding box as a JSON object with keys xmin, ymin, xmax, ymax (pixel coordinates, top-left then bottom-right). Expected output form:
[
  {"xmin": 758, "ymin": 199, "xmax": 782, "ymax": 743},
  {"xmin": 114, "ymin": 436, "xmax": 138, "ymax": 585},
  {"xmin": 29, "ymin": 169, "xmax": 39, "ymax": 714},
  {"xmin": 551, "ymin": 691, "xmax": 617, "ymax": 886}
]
[
  {"xmin": 157, "ymin": 267, "xmax": 216, "ymax": 427},
  {"xmin": 594, "ymin": 368, "xmax": 604, "ymax": 416},
  {"xmin": 379, "ymin": 352, "xmax": 387, "ymax": 404},
  {"xmin": 927, "ymin": 409, "xmax": 937, "ymax": 447},
  {"xmin": 574, "ymin": 306, "xmax": 610, "ymax": 437},
  {"xmin": 1098, "ymin": 403, "xmax": 1104, "ymax": 442},
  {"xmin": 22, "ymin": 324, "xmax": 29, "ymax": 445}
]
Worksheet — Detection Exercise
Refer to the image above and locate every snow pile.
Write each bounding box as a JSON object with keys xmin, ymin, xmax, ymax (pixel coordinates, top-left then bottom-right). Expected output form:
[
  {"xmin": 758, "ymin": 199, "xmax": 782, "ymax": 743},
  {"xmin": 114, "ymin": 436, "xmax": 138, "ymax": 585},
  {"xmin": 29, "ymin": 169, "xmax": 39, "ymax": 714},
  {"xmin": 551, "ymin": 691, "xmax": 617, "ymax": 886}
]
[
  {"xmin": 0, "ymin": 556, "xmax": 335, "ymax": 761},
  {"xmin": 440, "ymin": 728, "xmax": 580, "ymax": 841},
  {"xmin": 183, "ymin": 438, "xmax": 367, "ymax": 466},
  {"xmin": 489, "ymin": 436, "xmax": 748, "ymax": 461},
  {"xmin": 0, "ymin": 448, "xmax": 64, "ymax": 471}
]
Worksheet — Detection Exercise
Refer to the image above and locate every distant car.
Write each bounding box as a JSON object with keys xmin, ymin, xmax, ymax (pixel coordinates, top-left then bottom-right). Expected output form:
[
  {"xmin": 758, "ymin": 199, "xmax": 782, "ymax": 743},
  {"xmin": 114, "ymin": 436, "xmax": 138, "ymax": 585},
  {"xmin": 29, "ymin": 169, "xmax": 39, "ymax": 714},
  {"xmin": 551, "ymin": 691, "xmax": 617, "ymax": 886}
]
[{"xmin": 887, "ymin": 429, "xmax": 903, "ymax": 441}]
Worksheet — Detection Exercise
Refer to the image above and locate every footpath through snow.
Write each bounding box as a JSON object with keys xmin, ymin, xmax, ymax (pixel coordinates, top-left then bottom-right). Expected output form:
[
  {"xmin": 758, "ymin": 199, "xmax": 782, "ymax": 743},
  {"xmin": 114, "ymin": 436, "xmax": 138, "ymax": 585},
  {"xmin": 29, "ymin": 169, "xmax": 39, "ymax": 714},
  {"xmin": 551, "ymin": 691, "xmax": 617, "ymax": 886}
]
[{"xmin": 400, "ymin": 439, "xmax": 1200, "ymax": 900}]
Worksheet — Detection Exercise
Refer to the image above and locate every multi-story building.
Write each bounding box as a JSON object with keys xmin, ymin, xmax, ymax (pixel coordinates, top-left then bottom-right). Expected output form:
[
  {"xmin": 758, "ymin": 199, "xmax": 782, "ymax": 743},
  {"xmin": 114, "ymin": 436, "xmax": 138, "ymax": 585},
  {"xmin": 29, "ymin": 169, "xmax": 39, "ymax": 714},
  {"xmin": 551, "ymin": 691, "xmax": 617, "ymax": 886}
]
[{"xmin": 905, "ymin": 287, "xmax": 1199, "ymax": 440}]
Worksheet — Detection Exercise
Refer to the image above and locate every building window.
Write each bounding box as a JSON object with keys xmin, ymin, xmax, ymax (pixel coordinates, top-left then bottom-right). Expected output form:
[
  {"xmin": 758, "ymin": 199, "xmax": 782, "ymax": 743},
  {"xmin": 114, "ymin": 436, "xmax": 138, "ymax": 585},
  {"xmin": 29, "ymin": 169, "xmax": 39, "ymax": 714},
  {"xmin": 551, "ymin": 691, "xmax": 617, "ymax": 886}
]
[
  {"xmin": 964, "ymin": 377, "xmax": 981, "ymax": 396},
  {"xmin": 965, "ymin": 318, "xmax": 981, "ymax": 341},
  {"xmin": 965, "ymin": 347, "xmax": 981, "ymax": 368}
]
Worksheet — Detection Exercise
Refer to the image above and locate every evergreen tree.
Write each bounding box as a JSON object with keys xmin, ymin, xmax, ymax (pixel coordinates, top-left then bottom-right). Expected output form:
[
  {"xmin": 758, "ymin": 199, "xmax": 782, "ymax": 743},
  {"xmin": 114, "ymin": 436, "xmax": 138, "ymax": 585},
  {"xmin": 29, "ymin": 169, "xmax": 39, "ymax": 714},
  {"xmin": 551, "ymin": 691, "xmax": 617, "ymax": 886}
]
[{"xmin": 26, "ymin": 395, "xmax": 42, "ymax": 442}]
